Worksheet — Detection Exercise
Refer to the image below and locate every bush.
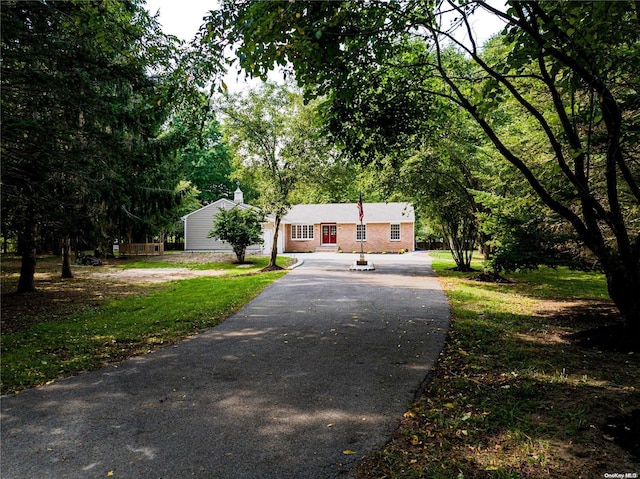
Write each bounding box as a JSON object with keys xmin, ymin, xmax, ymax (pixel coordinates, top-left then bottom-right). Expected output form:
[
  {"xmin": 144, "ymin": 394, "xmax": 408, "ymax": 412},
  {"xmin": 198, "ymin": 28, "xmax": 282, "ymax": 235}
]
[{"xmin": 209, "ymin": 206, "xmax": 264, "ymax": 263}]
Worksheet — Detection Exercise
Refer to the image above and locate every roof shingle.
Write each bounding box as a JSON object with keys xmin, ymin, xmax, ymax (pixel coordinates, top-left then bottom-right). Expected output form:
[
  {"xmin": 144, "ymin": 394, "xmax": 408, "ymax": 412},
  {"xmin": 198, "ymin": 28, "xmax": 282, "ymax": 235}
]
[{"xmin": 281, "ymin": 203, "xmax": 414, "ymax": 224}]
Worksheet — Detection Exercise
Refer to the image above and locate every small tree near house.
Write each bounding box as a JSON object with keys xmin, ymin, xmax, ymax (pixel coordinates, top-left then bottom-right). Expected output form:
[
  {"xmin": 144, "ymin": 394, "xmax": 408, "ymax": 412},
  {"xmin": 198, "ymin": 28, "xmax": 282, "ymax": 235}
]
[{"xmin": 209, "ymin": 206, "xmax": 264, "ymax": 264}]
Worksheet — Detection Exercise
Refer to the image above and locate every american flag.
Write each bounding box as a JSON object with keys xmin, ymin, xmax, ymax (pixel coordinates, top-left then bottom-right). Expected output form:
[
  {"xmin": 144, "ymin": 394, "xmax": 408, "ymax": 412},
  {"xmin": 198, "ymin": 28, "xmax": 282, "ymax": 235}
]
[{"xmin": 357, "ymin": 192, "xmax": 364, "ymax": 223}]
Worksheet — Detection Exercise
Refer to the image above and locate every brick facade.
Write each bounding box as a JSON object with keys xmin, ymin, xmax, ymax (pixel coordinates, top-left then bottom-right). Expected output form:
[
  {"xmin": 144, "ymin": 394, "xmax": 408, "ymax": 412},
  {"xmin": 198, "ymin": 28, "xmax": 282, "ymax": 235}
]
[
  {"xmin": 283, "ymin": 222, "xmax": 414, "ymax": 253},
  {"xmin": 183, "ymin": 194, "xmax": 414, "ymax": 255}
]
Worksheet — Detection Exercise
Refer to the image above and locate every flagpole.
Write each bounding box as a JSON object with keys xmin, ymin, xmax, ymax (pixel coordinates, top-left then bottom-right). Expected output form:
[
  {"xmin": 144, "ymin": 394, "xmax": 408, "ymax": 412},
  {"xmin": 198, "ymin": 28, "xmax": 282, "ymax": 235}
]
[
  {"xmin": 351, "ymin": 191, "xmax": 374, "ymax": 270},
  {"xmin": 359, "ymin": 218, "xmax": 365, "ymax": 264},
  {"xmin": 357, "ymin": 191, "xmax": 366, "ymax": 266}
]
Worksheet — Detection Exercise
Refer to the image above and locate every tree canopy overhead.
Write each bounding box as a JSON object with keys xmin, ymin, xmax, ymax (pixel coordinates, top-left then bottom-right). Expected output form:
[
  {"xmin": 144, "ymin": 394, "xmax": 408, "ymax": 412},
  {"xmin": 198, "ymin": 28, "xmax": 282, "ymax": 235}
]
[{"xmin": 203, "ymin": 0, "xmax": 640, "ymax": 335}]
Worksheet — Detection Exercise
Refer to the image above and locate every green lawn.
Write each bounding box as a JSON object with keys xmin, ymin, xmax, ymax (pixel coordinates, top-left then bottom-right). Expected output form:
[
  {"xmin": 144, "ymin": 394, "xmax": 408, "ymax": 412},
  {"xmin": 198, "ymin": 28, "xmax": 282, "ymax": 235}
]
[
  {"xmin": 1, "ymin": 271, "xmax": 285, "ymax": 394},
  {"xmin": 3, "ymin": 250, "xmax": 638, "ymax": 476},
  {"xmin": 354, "ymin": 251, "xmax": 639, "ymax": 478}
]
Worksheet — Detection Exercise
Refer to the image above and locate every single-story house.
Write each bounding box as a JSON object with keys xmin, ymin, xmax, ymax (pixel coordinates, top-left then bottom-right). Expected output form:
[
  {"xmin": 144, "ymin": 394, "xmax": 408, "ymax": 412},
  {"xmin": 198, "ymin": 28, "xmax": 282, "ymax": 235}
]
[
  {"xmin": 181, "ymin": 188, "xmax": 264, "ymax": 253},
  {"xmin": 182, "ymin": 189, "xmax": 415, "ymax": 254},
  {"xmin": 265, "ymin": 202, "xmax": 415, "ymax": 254}
]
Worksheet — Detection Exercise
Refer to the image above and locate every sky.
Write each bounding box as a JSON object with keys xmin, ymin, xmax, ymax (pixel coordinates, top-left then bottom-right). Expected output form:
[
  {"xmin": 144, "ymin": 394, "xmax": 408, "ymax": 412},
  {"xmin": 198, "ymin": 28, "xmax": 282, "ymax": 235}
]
[
  {"xmin": 144, "ymin": 0, "xmax": 279, "ymax": 91},
  {"xmin": 144, "ymin": 0, "xmax": 214, "ymax": 41}
]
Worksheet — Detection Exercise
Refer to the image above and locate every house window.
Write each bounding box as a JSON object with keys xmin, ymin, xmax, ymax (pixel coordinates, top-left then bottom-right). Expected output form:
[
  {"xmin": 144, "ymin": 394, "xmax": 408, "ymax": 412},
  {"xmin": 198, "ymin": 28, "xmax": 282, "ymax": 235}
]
[
  {"xmin": 291, "ymin": 224, "xmax": 314, "ymax": 240},
  {"xmin": 390, "ymin": 224, "xmax": 401, "ymax": 241},
  {"xmin": 356, "ymin": 224, "xmax": 366, "ymax": 241}
]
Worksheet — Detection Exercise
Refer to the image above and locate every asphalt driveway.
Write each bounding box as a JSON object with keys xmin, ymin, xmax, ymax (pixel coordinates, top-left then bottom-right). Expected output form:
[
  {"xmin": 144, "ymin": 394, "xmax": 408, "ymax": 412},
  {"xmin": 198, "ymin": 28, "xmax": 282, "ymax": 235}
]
[{"xmin": 1, "ymin": 253, "xmax": 449, "ymax": 479}]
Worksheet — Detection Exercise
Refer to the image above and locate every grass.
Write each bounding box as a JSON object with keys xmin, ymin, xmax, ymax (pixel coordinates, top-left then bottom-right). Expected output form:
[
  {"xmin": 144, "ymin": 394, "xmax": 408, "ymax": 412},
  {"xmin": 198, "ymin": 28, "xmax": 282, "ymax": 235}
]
[
  {"xmin": 1, "ymin": 268, "xmax": 285, "ymax": 394},
  {"xmin": 354, "ymin": 251, "xmax": 639, "ymax": 478},
  {"xmin": 3, "ymin": 250, "xmax": 638, "ymax": 474}
]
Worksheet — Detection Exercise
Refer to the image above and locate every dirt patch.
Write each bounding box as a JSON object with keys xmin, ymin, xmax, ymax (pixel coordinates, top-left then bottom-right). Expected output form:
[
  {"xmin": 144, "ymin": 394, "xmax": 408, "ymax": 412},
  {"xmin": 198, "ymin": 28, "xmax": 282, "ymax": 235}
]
[
  {"xmin": 570, "ymin": 323, "xmax": 639, "ymax": 353},
  {"xmin": 260, "ymin": 264, "xmax": 284, "ymax": 272},
  {"xmin": 145, "ymin": 252, "xmax": 235, "ymax": 264},
  {"xmin": 92, "ymin": 268, "xmax": 226, "ymax": 284},
  {"xmin": 604, "ymin": 409, "xmax": 640, "ymax": 462},
  {"xmin": 1, "ymin": 271, "xmax": 148, "ymax": 335},
  {"xmin": 533, "ymin": 300, "xmax": 637, "ymax": 352},
  {"xmin": 1, "ymin": 254, "xmax": 232, "ymax": 335},
  {"xmin": 472, "ymin": 271, "xmax": 514, "ymax": 283}
]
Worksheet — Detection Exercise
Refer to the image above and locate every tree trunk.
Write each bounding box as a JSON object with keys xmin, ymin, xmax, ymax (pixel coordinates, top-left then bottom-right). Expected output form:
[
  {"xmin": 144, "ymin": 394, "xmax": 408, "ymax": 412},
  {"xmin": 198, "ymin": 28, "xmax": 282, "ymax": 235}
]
[
  {"xmin": 234, "ymin": 246, "xmax": 246, "ymax": 264},
  {"xmin": 605, "ymin": 259, "xmax": 640, "ymax": 338},
  {"xmin": 61, "ymin": 236, "xmax": 74, "ymax": 279},
  {"xmin": 478, "ymin": 231, "xmax": 492, "ymax": 260},
  {"xmin": 442, "ymin": 216, "xmax": 476, "ymax": 272},
  {"xmin": 269, "ymin": 215, "xmax": 282, "ymax": 268},
  {"xmin": 16, "ymin": 225, "xmax": 37, "ymax": 293}
]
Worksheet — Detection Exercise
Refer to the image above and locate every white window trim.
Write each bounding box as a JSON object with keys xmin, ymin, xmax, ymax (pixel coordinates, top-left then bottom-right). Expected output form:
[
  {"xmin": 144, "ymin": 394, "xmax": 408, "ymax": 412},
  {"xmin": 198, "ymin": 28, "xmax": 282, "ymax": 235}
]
[
  {"xmin": 291, "ymin": 224, "xmax": 314, "ymax": 241},
  {"xmin": 390, "ymin": 223, "xmax": 401, "ymax": 241},
  {"xmin": 356, "ymin": 223, "xmax": 367, "ymax": 242}
]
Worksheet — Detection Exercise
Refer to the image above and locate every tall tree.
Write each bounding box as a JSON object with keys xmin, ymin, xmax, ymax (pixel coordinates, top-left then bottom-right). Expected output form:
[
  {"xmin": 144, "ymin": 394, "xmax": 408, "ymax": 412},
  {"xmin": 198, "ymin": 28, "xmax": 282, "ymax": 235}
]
[
  {"xmin": 1, "ymin": 0, "xmax": 187, "ymax": 289},
  {"xmin": 203, "ymin": 0, "xmax": 640, "ymax": 336},
  {"xmin": 169, "ymin": 115, "xmax": 236, "ymax": 205},
  {"xmin": 219, "ymin": 82, "xmax": 322, "ymax": 269}
]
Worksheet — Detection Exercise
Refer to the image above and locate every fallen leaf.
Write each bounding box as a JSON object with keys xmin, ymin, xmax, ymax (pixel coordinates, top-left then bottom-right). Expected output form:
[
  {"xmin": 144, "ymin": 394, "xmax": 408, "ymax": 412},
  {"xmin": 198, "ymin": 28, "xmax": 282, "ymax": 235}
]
[
  {"xmin": 411, "ymin": 435, "xmax": 419, "ymax": 445},
  {"xmin": 107, "ymin": 471, "xmax": 114, "ymax": 477},
  {"xmin": 342, "ymin": 450, "xmax": 357, "ymax": 455},
  {"xmin": 327, "ymin": 423, "xmax": 334, "ymax": 428},
  {"xmin": 444, "ymin": 403, "xmax": 455, "ymax": 409}
]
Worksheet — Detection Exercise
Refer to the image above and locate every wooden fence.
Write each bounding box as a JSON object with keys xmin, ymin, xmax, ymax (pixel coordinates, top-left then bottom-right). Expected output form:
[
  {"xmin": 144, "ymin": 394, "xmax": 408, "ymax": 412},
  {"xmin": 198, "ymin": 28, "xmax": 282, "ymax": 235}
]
[{"xmin": 118, "ymin": 243, "xmax": 164, "ymax": 256}]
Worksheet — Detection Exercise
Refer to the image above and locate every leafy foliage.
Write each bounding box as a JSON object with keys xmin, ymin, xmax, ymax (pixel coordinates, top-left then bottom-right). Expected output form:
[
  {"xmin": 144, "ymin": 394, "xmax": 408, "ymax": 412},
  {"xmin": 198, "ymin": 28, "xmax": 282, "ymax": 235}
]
[
  {"xmin": 1, "ymin": 0, "xmax": 204, "ymax": 289},
  {"xmin": 219, "ymin": 82, "xmax": 345, "ymax": 266},
  {"xmin": 171, "ymin": 116, "xmax": 237, "ymax": 205},
  {"xmin": 209, "ymin": 206, "xmax": 264, "ymax": 263},
  {"xmin": 202, "ymin": 0, "xmax": 640, "ymax": 334},
  {"xmin": 476, "ymin": 192, "xmax": 582, "ymax": 274}
]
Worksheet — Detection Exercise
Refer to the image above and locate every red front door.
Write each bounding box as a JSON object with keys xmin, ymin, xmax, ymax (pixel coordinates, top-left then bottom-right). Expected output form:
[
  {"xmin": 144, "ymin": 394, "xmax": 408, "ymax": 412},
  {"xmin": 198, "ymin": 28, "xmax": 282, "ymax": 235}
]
[{"xmin": 322, "ymin": 224, "xmax": 337, "ymax": 244}]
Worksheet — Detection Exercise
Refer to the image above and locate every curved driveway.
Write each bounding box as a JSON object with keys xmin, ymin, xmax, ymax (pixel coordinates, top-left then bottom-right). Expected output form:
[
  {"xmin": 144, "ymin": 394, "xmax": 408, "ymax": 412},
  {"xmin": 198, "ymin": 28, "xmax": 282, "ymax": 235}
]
[{"xmin": 1, "ymin": 253, "xmax": 449, "ymax": 479}]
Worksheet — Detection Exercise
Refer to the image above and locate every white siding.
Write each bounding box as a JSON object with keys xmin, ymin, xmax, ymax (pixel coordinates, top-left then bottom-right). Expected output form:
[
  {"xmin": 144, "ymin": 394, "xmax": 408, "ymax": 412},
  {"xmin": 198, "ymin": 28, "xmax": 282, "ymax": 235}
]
[{"xmin": 183, "ymin": 199, "xmax": 263, "ymax": 253}]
